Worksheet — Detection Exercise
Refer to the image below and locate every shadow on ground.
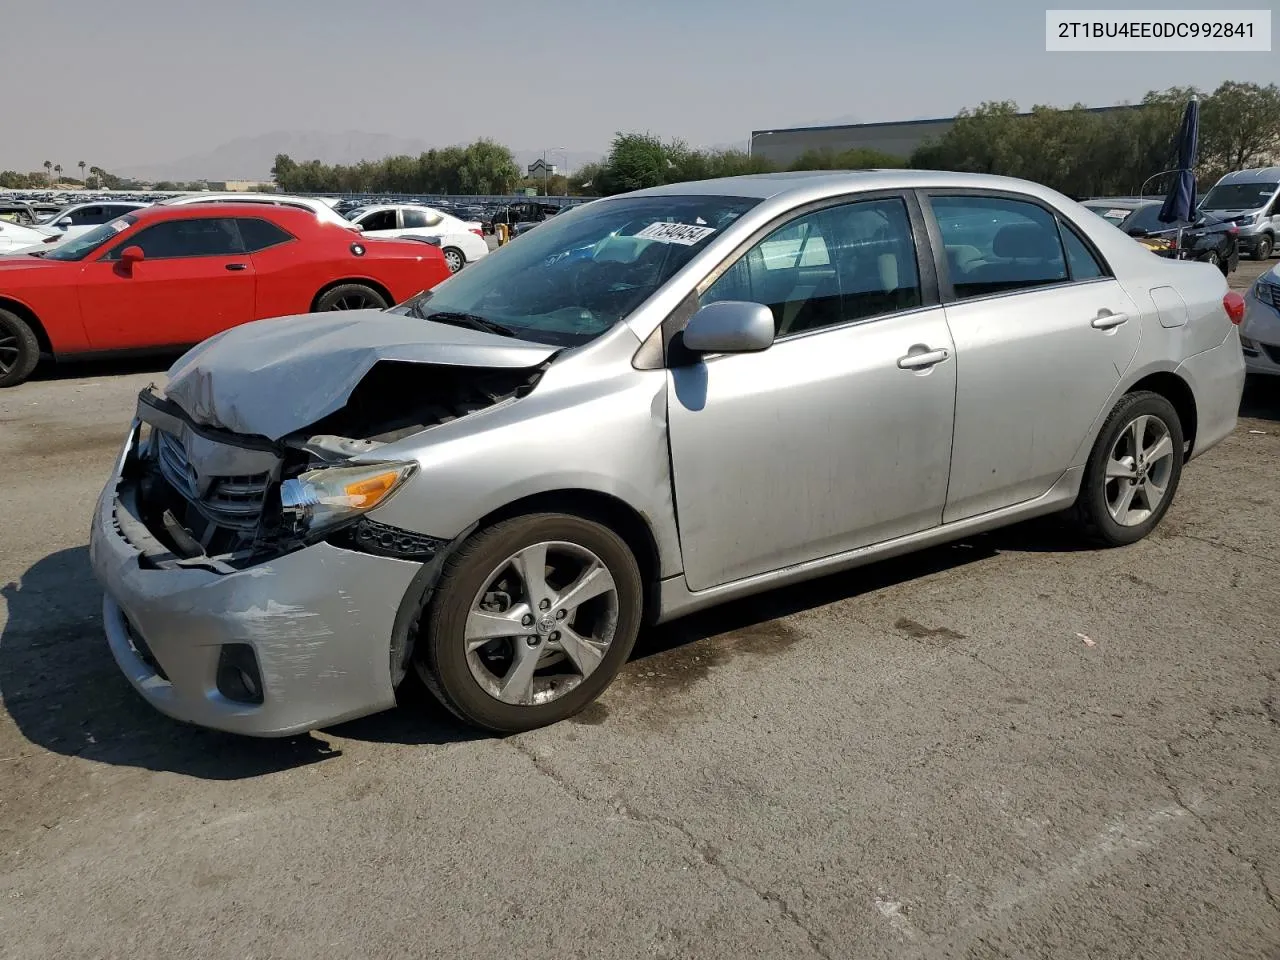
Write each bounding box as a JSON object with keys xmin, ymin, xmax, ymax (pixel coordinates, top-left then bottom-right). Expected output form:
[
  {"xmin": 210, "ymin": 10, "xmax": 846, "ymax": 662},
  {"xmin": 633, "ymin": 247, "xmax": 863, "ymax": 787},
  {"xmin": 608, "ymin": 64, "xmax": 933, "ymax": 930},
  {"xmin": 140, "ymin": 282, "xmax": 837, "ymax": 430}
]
[
  {"xmin": 1, "ymin": 518, "xmax": 1078, "ymax": 778},
  {"xmin": 28, "ymin": 352, "xmax": 179, "ymax": 384},
  {"xmin": 1240, "ymin": 374, "xmax": 1280, "ymax": 422}
]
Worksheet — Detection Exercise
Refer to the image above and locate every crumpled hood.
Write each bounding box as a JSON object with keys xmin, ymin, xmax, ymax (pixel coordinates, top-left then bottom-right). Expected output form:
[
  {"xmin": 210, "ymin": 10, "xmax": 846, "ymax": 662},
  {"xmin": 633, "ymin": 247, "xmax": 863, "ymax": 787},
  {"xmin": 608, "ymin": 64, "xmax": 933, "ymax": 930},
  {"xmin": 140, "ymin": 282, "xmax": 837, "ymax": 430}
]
[{"xmin": 163, "ymin": 310, "xmax": 559, "ymax": 440}]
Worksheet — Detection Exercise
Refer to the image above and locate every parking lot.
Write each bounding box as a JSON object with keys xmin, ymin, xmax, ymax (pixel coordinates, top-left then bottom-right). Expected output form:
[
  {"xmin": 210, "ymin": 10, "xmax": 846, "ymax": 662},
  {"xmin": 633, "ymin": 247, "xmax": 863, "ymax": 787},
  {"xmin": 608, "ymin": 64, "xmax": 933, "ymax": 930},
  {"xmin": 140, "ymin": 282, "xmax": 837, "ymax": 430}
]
[{"xmin": 1, "ymin": 261, "xmax": 1277, "ymax": 959}]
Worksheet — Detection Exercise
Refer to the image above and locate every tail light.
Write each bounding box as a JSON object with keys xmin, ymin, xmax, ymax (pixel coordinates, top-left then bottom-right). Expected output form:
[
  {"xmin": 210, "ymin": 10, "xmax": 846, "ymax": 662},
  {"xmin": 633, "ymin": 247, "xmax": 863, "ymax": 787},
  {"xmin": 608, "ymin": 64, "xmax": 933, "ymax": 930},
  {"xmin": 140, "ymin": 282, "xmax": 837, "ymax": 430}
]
[
  {"xmin": 1223, "ymin": 291, "xmax": 1246, "ymax": 324},
  {"xmin": 1228, "ymin": 224, "xmax": 1238, "ymax": 235},
  {"xmin": 470, "ymin": 228, "xmax": 483, "ymax": 238}
]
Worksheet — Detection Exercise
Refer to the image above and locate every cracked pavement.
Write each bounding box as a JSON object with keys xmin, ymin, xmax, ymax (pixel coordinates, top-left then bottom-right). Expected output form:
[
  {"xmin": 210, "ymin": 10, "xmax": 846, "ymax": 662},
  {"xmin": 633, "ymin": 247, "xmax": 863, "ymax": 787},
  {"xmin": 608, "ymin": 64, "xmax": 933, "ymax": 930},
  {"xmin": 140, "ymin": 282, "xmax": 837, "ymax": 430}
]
[{"xmin": 1, "ymin": 263, "xmax": 1278, "ymax": 959}]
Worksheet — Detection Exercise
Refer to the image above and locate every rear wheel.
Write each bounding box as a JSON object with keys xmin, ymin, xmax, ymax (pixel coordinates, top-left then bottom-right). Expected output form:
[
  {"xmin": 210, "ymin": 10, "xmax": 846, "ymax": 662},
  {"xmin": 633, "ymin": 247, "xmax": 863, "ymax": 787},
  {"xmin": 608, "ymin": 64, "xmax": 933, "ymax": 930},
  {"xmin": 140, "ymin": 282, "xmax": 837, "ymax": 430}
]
[
  {"xmin": 415, "ymin": 514, "xmax": 643, "ymax": 733},
  {"xmin": 315, "ymin": 283, "xmax": 388, "ymax": 312},
  {"xmin": 1254, "ymin": 234, "xmax": 1274, "ymax": 261},
  {"xmin": 442, "ymin": 247, "xmax": 465, "ymax": 273},
  {"xmin": 0, "ymin": 308, "xmax": 40, "ymax": 388},
  {"xmin": 1071, "ymin": 391, "xmax": 1183, "ymax": 547}
]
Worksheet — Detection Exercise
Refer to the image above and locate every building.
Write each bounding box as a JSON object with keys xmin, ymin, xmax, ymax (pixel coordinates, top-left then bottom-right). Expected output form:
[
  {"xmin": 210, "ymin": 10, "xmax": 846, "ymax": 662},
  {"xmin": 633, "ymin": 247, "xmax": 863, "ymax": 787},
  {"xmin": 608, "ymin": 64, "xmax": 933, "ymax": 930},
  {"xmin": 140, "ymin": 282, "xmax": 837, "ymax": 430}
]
[
  {"xmin": 526, "ymin": 159, "xmax": 559, "ymax": 179},
  {"xmin": 749, "ymin": 105, "xmax": 1140, "ymax": 166}
]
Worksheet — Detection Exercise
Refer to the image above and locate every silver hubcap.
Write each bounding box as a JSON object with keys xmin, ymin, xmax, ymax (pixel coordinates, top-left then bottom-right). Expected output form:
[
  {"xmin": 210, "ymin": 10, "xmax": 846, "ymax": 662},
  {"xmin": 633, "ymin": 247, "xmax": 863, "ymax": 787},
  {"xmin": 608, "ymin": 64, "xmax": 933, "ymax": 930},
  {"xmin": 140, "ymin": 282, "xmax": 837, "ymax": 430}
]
[
  {"xmin": 465, "ymin": 541, "xmax": 619, "ymax": 706},
  {"xmin": 446, "ymin": 253, "xmax": 463, "ymax": 272},
  {"xmin": 1105, "ymin": 414, "xmax": 1175, "ymax": 527}
]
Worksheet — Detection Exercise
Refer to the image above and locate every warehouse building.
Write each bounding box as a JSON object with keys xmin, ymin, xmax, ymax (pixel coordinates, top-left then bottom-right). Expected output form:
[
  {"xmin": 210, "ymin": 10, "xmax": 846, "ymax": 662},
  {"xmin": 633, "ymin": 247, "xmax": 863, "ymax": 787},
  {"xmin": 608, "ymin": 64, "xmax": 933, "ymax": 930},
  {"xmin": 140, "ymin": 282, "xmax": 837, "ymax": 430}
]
[{"xmin": 749, "ymin": 105, "xmax": 1138, "ymax": 166}]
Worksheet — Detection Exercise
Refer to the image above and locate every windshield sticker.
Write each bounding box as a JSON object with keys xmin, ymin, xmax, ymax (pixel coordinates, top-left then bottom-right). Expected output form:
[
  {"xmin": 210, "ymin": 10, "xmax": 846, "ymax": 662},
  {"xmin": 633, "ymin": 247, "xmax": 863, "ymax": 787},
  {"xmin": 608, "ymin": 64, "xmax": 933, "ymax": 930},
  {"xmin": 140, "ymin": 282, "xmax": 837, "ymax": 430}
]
[
  {"xmin": 634, "ymin": 221, "xmax": 717, "ymax": 245},
  {"xmin": 1104, "ymin": 209, "xmax": 1130, "ymax": 219},
  {"xmin": 109, "ymin": 219, "xmax": 130, "ymax": 233}
]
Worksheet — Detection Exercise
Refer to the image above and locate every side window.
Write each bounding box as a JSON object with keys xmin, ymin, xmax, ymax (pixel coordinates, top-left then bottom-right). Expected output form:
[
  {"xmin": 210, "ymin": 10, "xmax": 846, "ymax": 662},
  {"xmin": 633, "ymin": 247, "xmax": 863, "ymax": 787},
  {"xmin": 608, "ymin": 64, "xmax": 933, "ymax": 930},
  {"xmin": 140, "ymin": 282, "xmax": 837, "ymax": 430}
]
[
  {"xmin": 1059, "ymin": 222, "xmax": 1106, "ymax": 280},
  {"xmin": 702, "ymin": 196, "xmax": 922, "ymax": 337},
  {"xmin": 236, "ymin": 217, "xmax": 294, "ymax": 252},
  {"xmin": 359, "ymin": 210, "xmax": 398, "ymax": 231},
  {"xmin": 105, "ymin": 218, "xmax": 243, "ymax": 260},
  {"xmin": 930, "ymin": 195, "xmax": 1067, "ymax": 299},
  {"xmin": 70, "ymin": 206, "xmax": 103, "ymax": 225},
  {"xmin": 401, "ymin": 208, "xmax": 429, "ymax": 229}
]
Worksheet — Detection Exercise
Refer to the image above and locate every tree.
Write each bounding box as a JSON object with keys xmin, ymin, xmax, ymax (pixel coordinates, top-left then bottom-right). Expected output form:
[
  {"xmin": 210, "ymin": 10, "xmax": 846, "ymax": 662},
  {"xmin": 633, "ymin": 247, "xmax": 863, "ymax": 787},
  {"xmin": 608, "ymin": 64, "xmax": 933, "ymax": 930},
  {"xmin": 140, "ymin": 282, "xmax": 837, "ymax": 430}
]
[
  {"xmin": 596, "ymin": 133, "xmax": 675, "ymax": 195},
  {"xmin": 1200, "ymin": 81, "xmax": 1280, "ymax": 171},
  {"xmin": 569, "ymin": 162, "xmax": 603, "ymax": 196},
  {"xmin": 78, "ymin": 160, "xmax": 86, "ymax": 181},
  {"xmin": 788, "ymin": 147, "xmax": 903, "ymax": 171},
  {"xmin": 53, "ymin": 164, "xmax": 62, "ymax": 182},
  {"xmin": 43, "ymin": 160, "xmax": 52, "ymax": 182}
]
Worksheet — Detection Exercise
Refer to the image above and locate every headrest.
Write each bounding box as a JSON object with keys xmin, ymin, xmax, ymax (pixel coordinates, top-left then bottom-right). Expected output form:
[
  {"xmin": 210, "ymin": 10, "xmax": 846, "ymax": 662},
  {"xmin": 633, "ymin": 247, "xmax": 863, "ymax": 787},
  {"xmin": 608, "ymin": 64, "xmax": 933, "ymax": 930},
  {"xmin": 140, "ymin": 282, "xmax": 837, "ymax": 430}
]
[{"xmin": 992, "ymin": 222, "xmax": 1059, "ymax": 259}]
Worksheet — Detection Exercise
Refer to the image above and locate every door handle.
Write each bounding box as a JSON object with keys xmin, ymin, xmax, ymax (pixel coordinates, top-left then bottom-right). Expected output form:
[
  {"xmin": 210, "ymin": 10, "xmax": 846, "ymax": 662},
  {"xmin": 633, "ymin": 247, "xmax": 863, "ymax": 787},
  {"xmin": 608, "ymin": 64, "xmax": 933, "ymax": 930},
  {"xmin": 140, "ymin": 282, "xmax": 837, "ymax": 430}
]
[
  {"xmin": 1091, "ymin": 311, "xmax": 1129, "ymax": 330},
  {"xmin": 897, "ymin": 348, "xmax": 949, "ymax": 370},
  {"xmin": 225, "ymin": 263, "xmax": 248, "ymax": 271}
]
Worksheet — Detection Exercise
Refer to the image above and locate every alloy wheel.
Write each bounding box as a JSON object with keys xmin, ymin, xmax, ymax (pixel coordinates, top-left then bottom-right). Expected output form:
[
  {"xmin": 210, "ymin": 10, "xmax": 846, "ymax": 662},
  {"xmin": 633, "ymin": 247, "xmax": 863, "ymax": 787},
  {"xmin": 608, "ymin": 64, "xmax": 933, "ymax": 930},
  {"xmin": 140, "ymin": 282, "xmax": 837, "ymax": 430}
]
[
  {"xmin": 444, "ymin": 250, "xmax": 464, "ymax": 273},
  {"xmin": 0, "ymin": 332, "xmax": 17, "ymax": 375},
  {"xmin": 1104, "ymin": 414, "xmax": 1176, "ymax": 527},
  {"xmin": 327, "ymin": 291, "xmax": 380, "ymax": 310},
  {"xmin": 464, "ymin": 541, "xmax": 619, "ymax": 706}
]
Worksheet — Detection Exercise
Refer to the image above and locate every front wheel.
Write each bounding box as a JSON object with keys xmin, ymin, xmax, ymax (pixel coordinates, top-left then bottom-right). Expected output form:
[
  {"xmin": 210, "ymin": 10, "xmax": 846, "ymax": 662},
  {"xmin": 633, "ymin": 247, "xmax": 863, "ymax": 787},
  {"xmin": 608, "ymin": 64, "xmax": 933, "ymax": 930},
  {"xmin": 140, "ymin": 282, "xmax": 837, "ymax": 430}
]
[
  {"xmin": 1071, "ymin": 391, "xmax": 1184, "ymax": 547},
  {"xmin": 1253, "ymin": 235, "xmax": 1274, "ymax": 261},
  {"xmin": 415, "ymin": 514, "xmax": 643, "ymax": 733}
]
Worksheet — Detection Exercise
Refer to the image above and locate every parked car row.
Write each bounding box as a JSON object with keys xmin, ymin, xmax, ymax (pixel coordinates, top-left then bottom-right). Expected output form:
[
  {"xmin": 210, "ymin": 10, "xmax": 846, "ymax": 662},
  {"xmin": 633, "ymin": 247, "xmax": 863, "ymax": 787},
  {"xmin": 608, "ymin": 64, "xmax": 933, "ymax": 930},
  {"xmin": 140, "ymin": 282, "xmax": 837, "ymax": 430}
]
[{"xmin": 0, "ymin": 203, "xmax": 451, "ymax": 387}]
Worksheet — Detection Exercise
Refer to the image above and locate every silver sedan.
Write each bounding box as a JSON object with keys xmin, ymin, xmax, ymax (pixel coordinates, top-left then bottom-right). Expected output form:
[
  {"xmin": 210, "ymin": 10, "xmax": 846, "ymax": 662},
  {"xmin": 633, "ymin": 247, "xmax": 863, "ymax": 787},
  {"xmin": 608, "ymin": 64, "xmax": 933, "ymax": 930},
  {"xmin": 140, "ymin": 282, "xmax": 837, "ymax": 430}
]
[{"xmin": 90, "ymin": 170, "xmax": 1247, "ymax": 735}]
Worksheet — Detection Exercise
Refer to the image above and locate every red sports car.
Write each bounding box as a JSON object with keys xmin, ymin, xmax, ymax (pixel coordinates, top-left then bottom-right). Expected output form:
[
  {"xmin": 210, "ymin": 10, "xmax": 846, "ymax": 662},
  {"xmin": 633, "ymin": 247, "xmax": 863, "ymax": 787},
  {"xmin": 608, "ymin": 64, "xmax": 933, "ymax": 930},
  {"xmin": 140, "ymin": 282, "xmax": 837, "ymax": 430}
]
[{"xmin": 0, "ymin": 203, "xmax": 453, "ymax": 386}]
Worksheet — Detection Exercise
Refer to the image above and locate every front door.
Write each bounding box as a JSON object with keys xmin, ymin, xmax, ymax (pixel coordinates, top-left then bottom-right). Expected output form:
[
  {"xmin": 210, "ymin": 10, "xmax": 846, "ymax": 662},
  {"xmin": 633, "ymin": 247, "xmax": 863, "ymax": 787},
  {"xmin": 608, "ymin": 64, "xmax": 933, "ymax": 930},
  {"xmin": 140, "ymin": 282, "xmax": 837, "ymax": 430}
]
[
  {"xmin": 925, "ymin": 193, "xmax": 1141, "ymax": 522},
  {"xmin": 77, "ymin": 217, "xmax": 257, "ymax": 350},
  {"xmin": 666, "ymin": 195, "xmax": 957, "ymax": 592}
]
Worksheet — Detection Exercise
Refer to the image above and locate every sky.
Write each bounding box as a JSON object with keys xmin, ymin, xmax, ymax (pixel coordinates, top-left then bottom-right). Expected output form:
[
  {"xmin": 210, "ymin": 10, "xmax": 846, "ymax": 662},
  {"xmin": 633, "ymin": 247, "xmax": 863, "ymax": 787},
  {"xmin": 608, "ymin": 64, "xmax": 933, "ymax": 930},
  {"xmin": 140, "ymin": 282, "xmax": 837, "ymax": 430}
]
[{"xmin": 2, "ymin": 0, "xmax": 1276, "ymax": 174}]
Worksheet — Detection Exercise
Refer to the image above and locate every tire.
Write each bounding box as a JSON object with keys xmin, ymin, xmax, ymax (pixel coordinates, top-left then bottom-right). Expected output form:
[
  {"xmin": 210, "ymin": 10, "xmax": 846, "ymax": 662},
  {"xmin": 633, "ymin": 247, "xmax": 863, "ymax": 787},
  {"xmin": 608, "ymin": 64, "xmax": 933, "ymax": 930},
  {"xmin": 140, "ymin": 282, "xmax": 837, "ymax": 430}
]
[
  {"xmin": 314, "ymin": 283, "xmax": 388, "ymax": 312},
  {"xmin": 442, "ymin": 247, "xmax": 465, "ymax": 274},
  {"xmin": 415, "ymin": 513, "xmax": 643, "ymax": 733},
  {"xmin": 1205, "ymin": 250, "xmax": 1221, "ymax": 269},
  {"xmin": 0, "ymin": 308, "xmax": 40, "ymax": 388},
  {"xmin": 1071, "ymin": 391, "xmax": 1184, "ymax": 547},
  {"xmin": 1253, "ymin": 235, "xmax": 1274, "ymax": 261}
]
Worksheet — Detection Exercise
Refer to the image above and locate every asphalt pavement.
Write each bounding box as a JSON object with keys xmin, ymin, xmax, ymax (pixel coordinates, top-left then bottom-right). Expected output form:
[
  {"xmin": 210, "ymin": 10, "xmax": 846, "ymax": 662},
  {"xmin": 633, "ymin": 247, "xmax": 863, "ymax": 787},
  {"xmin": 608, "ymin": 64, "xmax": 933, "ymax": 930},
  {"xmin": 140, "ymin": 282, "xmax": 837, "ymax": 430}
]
[{"xmin": 1, "ymin": 262, "xmax": 1278, "ymax": 960}]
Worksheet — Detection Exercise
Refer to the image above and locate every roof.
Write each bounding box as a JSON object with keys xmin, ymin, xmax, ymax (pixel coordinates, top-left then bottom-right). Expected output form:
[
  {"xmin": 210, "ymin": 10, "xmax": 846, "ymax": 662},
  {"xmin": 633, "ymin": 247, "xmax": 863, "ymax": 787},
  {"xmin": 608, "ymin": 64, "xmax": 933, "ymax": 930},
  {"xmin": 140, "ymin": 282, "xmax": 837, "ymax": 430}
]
[
  {"xmin": 1080, "ymin": 198, "xmax": 1159, "ymax": 209},
  {"xmin": 121, "ymin": 202, "xmax": 322, "ymax": 227},
  {"xmin": 620, "ymin": 169, "xmax": 1074, "ymax": 201},
  {"xmin": 1213, "ymin": 167, "xmax": 1280, "ymax": 182}
]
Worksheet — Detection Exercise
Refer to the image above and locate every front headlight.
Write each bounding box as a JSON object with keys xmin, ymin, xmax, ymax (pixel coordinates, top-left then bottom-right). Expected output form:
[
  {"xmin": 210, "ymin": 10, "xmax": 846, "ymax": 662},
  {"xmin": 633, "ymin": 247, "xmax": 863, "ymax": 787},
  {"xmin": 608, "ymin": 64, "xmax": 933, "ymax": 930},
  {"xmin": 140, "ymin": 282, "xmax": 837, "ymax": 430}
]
[{"xmin": 280, "ymin": 461, "xmax": 416, "ymax": 535}]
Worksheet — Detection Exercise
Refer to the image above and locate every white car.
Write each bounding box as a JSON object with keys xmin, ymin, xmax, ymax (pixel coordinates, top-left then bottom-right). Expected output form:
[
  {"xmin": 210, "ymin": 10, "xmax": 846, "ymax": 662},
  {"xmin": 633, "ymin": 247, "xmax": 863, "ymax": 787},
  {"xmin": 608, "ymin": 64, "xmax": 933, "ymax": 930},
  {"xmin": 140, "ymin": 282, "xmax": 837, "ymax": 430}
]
[
  {"xmin": 158, "ymin": 193, "xmax": 358, "ymax": 231},
  {"xmin": 0, "ymin": 219, "xmax": 55, "ymax": 254},
  {"xmin": 1240, "ymin": 264, "xmax": 1280, "ymax": 375},
  {"xmin": 345, "ymin": 204, "xmax": 488, "ymax": 273},
  {"xmin": 36, "ymin": 201, "xmax": 150, "ymax": 242}
]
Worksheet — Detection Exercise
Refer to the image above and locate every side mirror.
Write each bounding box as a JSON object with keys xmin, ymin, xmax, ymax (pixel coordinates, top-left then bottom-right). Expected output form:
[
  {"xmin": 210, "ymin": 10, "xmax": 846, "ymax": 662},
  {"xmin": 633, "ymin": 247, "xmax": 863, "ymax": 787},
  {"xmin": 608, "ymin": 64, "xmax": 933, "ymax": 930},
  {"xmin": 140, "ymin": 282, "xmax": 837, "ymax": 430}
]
[
  {"xmin": 119, "ymin": 245, "xmax": 145, "ymax": 268},
  {"xmin": 57, "ymin": 217, "xmax": 73, "ymax": 227},
  {"xmin": 681, "ymin": 301, "xmax": 775, "ymax": 355}
]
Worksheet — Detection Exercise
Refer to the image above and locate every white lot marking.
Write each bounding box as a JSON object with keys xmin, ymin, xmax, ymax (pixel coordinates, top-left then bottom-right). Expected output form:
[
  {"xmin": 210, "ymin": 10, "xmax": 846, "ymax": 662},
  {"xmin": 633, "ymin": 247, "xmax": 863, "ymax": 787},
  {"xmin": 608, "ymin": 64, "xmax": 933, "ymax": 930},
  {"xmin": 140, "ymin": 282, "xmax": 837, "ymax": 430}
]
[
  {"xmin": 988, "ymin": 804, "xmax": 1191, "ymax": 916},
  {"xmin": 874, "ymin": 897, "xmax": 923, "ymax": 942}
]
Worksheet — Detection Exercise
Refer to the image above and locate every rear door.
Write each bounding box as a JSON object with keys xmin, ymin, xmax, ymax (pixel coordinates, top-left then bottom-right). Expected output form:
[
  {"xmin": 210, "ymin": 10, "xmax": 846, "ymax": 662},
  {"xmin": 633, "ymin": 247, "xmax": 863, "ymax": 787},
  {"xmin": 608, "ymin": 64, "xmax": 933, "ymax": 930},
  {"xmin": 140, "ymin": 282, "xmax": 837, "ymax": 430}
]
[
  {"xmin": 353, "ymin": 209, "xmax": 399, "ymax": 237},
  {"xmin": 923, "ymin": 191, "xmax": 1141, "ymax": 522},
  {"xmin": 76, "ymin": 217, "xmax": 257, "ymax": 349}
]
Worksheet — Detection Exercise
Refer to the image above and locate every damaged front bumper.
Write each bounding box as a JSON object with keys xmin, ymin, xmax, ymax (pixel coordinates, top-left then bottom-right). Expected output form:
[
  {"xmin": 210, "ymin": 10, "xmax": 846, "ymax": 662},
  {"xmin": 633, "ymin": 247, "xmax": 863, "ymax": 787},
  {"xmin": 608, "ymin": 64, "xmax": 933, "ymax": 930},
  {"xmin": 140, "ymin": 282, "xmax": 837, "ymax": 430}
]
[{"xmin": 89, "ymin": 419, "xmax": 431, "ymax": 737}]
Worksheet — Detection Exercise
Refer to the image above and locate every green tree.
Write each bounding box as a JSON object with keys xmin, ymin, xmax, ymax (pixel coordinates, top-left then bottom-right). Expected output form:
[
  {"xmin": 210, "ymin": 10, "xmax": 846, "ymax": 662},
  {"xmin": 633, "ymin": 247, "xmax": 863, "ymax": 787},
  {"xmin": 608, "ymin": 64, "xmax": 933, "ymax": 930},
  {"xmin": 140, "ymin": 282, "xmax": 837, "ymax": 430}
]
[
  {"xmin": 43, "ymin": 160, "xmax": 52, "ymax": 182},
  {"xmin": 597, "ymin": 132, "xmax": 675, "ymax": 195},
  {"xmin": 1200, "ymin": 81, "xmax": 1280, "ymax": 171},
  {"xmin": 788, "ymin": 147, "xmax": 903, "ymax": 171}
]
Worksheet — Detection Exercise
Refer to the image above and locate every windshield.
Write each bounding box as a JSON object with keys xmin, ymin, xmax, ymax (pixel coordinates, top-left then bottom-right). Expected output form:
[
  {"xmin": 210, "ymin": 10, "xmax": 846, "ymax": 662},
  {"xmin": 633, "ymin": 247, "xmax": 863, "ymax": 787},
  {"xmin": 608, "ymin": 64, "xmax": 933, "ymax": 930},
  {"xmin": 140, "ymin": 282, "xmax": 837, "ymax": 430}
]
[
  {"xmin": 43, "ymin": 215, "xmax": 138, "ymax": 261},
  {"xmin": 388, "ymin": 195, "xmax": 759, "ymax": 347},
  {"xmin": 345, "ymin": 208, "xmax": 370, "ymax": 221},
  {"xmin": 1083, "ymin": 203, "xmax": 1137, "ymax": 226},
  {"xmin": 37, "ymin": 204, "xmax": 75, "ymax": 224},
  {"xmin": 1200, "ymin": 183, "xmax": 1278, "ymax": 211}
]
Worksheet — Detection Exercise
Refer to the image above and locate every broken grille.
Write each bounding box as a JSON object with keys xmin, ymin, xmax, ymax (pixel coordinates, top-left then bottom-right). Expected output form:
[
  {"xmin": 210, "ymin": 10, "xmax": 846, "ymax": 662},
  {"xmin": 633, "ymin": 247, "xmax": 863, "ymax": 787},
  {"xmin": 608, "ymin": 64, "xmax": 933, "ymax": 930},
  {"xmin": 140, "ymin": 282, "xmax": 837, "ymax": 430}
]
[{"xmin": 155, "ymin": 430, "xmax": 271, "ymax": 533}]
